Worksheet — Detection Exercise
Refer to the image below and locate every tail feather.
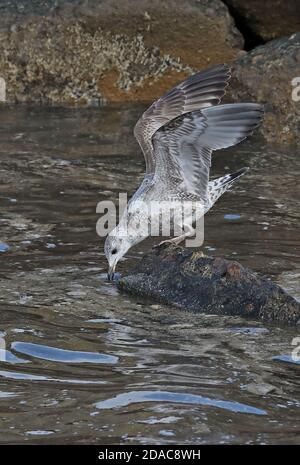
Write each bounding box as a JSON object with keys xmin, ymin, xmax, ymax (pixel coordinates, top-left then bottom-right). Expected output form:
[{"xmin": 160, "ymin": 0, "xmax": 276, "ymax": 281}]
[{"xmin": 208, "ymin": 167, "xmax": 248, "ymax": 206}]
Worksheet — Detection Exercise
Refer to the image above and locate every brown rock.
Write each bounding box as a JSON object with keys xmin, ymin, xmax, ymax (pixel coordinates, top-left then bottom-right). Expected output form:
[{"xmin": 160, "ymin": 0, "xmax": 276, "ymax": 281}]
[
  {"xmin": 0, "ymin": 0, "xmax": 243, "ymax": 104},
  {"xmin": 228, "ymin": 33, "xmax": 300, "ymax": 145}
]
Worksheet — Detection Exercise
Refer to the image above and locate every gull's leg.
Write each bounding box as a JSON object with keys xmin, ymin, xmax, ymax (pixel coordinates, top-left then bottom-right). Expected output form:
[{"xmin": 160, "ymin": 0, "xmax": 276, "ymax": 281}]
[{"xmin": 155, "ymin": 224, "xmax": 195, "ymax": 247}]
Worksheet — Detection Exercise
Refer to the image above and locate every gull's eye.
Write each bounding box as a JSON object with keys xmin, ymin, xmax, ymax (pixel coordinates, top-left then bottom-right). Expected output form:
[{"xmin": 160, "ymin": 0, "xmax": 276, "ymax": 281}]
[{"xmin": 111, "ymin": 248, "xmax": 117, "ymax": 255}]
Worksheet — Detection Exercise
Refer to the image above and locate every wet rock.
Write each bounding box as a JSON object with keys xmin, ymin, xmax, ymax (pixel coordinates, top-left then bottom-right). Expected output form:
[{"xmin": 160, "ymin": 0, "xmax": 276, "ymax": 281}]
[
  {"xmin": 118, "ymin": 244, "xmax": 300, "ymax": 325},
  {"xmin": 0, "ymin": 0, "xmax": 243, "ymax": 105},
  {"xmin": 229, "ymin": 33, "xmax": 300, "ymax": 145},
  {"xmin": 225, "ymin": 0, "xmax": 300, "ymax": 43}
]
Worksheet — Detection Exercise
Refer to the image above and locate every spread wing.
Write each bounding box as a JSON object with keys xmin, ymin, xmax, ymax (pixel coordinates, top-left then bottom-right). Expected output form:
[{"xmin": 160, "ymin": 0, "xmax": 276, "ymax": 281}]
[
  {"xmin": 134, "ymin": 64, "xmax": 231, "ymax": 174},
  {"xmin": 152, "ymin": 103, "xmax": 264, "ymax": 202}
]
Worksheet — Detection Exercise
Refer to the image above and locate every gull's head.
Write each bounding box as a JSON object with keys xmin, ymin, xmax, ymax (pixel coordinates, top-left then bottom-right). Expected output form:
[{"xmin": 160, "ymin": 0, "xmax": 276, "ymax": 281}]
[
  {"xmin": 104, "ymin": 200, "xmax": 150, "ymax": 280},
  {"xmin": 104, "ymin": 232, "xmax": 132, "ymax": 281}
]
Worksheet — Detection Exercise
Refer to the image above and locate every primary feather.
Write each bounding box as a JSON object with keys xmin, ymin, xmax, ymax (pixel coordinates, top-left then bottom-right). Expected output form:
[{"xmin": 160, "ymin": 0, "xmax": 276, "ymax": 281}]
[
  {"xmin": 134, "ymin": 64, "xmax": 231, "ymax": 174},
  {"xmin": 152, "ymin": 103, "xmax": 263, "ymax": 202}
]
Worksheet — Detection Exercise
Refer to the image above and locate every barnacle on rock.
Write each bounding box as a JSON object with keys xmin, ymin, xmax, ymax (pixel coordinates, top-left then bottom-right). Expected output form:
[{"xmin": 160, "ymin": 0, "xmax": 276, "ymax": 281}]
[
  {"xmin": 0, "ymin": 0, "xmax": 243, "ymax": 105},
  {"xmin": 0, "ymin": 19, "xmax": 192, "ymax": 105}
]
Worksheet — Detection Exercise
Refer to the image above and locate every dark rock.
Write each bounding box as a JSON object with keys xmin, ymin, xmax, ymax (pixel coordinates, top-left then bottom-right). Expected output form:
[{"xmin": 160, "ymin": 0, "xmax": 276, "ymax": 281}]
[
  {"xmin": 229, "ymin": 33, "xmax": 300, "ymax": 145},
  {"xmin": 0, "ymin": 0, "xmax": 243, "ymax": 105},
  {"xmin": 118, "ymin": 244, "xmax": 300, "ymax": 325},
  {"xmin": 225, "ymin": 0, "xmax": 300, "ymax": 43}
]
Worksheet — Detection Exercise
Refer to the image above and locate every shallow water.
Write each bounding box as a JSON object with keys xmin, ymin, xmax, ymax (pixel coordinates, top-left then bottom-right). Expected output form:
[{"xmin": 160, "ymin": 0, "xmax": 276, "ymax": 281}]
[{"xmin": 0, "ymin": 105, "xmax": 299, "ymax": 444}]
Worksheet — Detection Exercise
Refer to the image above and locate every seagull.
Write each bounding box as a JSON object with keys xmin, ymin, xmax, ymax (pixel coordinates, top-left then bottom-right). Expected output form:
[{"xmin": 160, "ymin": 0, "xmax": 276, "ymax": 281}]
[{"xmin": 105, "ymin": 64, "xmax": 263, "ymax": 280}]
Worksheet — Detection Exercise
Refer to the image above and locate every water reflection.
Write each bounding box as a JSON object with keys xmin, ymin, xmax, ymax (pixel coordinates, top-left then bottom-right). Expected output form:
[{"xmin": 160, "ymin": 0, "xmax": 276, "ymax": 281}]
[
  {"xmin": 95, "ymin": 390, "xmax": 267, "ymax": 415},
  {"xmin": 0, "ymin": 369, "xmax": 108, "ymax": 385},
  {"xmin": 273, "ymin": 355, "xmax": 300, "ymax": 366},
  {"xmin": 12, "ymin": 342, "xmax": 118, "ymax": 364}
]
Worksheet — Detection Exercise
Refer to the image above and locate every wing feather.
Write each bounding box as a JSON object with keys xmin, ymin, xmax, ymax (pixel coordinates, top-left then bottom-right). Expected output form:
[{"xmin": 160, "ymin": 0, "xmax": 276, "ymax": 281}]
[
  {"xmin": 153, "ymin": 103, "xmax": 263, "ymax": 202},
  {"xmin": 134, "ymin": 64, "xmax": 231, "ymax": 174}
]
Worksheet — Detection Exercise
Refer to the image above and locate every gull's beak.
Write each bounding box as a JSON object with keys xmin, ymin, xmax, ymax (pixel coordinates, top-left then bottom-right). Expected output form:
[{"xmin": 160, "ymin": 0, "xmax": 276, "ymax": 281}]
[{"xmin": 107, "ymin": 263, "xmax": 117, "ymax": 281}]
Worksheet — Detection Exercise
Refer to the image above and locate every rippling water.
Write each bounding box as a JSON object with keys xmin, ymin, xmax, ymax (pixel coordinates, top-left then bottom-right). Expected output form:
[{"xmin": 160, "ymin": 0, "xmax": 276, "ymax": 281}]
[{"xmin": 0, "ymin": 105, "xmax": 299, "ymax": 444}]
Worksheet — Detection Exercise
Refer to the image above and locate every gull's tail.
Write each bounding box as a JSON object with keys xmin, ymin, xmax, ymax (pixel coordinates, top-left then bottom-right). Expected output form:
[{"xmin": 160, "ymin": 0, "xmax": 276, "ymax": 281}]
[{"xmin": 208, "ymin": 167, "xmax": 249, "ymax": 206}]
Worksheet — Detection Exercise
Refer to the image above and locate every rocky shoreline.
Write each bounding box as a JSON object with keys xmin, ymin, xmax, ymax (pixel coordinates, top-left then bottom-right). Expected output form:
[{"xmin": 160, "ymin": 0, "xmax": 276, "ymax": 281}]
[
  {"xmin": 0, "ymin": 1, "xmax": 299, "ymax": 144},
  {"xmin": 0, "ymin": 0, "xmax": 242, "ymax": 106}
]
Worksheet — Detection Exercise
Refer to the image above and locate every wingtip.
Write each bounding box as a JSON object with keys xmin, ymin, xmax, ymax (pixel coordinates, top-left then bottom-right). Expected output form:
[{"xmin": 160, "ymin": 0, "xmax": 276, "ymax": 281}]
[
  {"xmin": 222, "ymin": 63, "xmax": 231, "ymax": 76},
  {"xmin": 207, "ymin": 63, "xmax": 232, "ymax": 102},
  {"xmin": 241, "ymin": 166, "xmax": 250, "ymax": 174},
  {"xmin": 230, "ymin": 167, "xmax": 250, "ymax": 180}
]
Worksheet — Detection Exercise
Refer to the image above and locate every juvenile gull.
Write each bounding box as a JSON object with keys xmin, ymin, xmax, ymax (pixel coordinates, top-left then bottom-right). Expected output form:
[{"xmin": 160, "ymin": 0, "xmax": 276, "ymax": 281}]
[{"xmin": 105, "ymin": 64, "xmax": 263, "ymax": 279}]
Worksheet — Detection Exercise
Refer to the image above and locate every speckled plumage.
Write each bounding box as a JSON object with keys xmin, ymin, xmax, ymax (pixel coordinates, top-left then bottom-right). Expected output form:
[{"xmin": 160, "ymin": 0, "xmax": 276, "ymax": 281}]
[{"xmin": 105, "ymin": 64, "xmax": 263, "ymax": 277}]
